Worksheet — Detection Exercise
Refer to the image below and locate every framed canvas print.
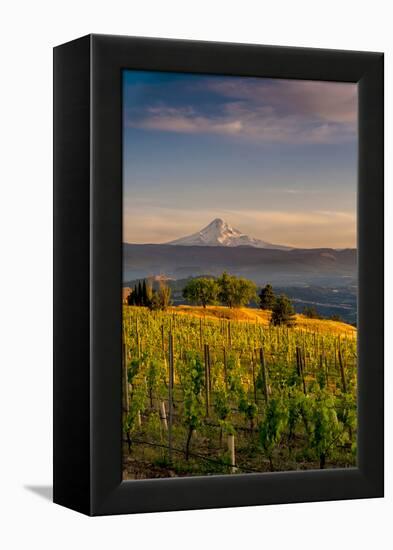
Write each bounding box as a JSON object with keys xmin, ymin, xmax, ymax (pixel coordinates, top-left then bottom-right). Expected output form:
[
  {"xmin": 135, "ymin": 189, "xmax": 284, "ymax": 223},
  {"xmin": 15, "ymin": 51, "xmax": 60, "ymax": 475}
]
[{"xmin": 53, "ymin": 34, "xmax": 384, "ymax": 516}]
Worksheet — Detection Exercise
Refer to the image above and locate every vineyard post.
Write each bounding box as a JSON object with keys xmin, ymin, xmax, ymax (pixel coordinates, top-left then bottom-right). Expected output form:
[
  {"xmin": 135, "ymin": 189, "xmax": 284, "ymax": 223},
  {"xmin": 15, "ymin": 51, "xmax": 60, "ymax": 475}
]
[
  {"xmin": 324, "ymin": 356, "xmax": 329, "ymax": 388},
  {"xmin": 259, "ymin": 347, "xmax": 269, "ymax": 403},
  {"xmin": 207, "ymin": 344, "xmax": 212, "ymax": 393},
  {"xmin": 302, "ymin": 343, "xmax": 307, "ymax": 374},
  {"xmin": 296, "ymin": 346, "xmax": 307, "ymax": 395},
  {"xmin": 136, "ymin": 318, "xmax": 140, "ymax": 358},
  {"xmin": 227, "ymin": 434, "xmax": 236, "ymax": 473},
  {"xmin": 251, "ymin": 351, "xmax": 257, "ymax": 403},
  {"xmin": 319, "ymin": 353, "xmax": 324, "ymax": 384},
  {"xmin": 223, "ymin": 346, "xmax": 228, "ymax": 391},
  {"xmin": 168, "ymin": 331, "xmax": 174, "ymax": 461},
  {"xmin": 159, "ymin": 400, "xmax": 168, "ymax": 431},
  {"xmin": 228, "ymin": 320, "xmax": 232, "ymax": 347},
  {"xmin": 123, "ymin": 342, "xmax": 129, "ymax": 413},
  {"xmin": 199, "ymin": 318, "xmax": 203, "ymax": 349},
  {"xmin": 338, "ymin": 338, "xmax": 347, "ymax": 392},
  {"xmin": 301, "ymin": 348, "xmax": 307, "ymax": 395},
  {"xmin": 204, "ymin": 343, "xmax": 210, "ymax": 416},
  {"xmin": 296, "ymin": 346, "xmax": 300, "ymax": 376}
]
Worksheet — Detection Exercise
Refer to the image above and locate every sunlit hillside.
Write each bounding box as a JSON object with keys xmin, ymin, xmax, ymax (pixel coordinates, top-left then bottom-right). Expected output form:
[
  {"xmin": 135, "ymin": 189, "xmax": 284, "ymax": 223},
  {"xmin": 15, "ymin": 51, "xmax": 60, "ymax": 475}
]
[{"xmin": 167, "ymin": 305, "xmax": 356, "ymax": 337}]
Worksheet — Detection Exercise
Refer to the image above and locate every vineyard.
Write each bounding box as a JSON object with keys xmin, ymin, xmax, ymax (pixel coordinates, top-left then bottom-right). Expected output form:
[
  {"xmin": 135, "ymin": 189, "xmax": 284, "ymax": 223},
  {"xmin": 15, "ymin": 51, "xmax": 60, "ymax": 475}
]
[{"xmin": 122, "ymin": 305, "xmax": 357, "ymax": 479}]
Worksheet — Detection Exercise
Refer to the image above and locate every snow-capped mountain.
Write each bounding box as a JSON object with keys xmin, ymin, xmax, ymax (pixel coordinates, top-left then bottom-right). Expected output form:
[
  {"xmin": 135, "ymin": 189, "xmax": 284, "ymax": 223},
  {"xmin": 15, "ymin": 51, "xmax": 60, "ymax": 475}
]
[{"xmin": 166, "ymin": 218, "xmax": 292, "ymax": 250}]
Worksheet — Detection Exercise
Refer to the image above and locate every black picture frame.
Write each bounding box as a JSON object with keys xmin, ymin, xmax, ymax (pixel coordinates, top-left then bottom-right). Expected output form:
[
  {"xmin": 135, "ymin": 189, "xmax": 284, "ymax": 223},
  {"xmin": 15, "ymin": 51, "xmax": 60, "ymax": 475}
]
[{"xmin": 53, "ymin": 34, "xmax": 384, "ymax": 516}]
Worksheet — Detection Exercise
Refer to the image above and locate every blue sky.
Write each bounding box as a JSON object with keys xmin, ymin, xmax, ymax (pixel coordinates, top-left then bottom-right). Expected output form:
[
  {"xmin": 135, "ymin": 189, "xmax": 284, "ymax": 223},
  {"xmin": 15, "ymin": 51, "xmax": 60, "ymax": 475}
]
[{"xmin": 123, "ymin": 70, "xmax": 357, "ymax": 248}]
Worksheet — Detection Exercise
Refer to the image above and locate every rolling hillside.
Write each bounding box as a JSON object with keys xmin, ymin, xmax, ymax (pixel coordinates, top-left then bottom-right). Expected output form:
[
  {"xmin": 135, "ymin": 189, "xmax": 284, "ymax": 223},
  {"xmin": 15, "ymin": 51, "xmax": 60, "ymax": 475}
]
[{"xmin": 164, "ymin": 305, "xmax": 356, "ymax": 336}]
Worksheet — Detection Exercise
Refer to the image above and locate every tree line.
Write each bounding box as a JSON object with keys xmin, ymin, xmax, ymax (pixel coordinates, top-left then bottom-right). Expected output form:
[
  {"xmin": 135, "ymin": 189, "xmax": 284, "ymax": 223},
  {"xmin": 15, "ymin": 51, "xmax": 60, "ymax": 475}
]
[
  {"xmin": 183, "ymin": 275, "xmax": 296, "ymax": 326},
  {"xmin": 126, "ymin": 274, "xmax": 343, "ymax": 327},
  {"xmin": 127, "ymin": 279, "xmax": 171, "ymax": 311}
]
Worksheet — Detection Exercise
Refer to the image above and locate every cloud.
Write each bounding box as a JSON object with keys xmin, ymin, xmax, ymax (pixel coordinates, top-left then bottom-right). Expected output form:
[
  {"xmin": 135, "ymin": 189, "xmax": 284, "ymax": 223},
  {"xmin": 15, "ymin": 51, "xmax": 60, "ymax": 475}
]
[
  {"xmin": 133, "ymin": 106, "xmax": 244, "ymax": 135},
  {"xmin": 206, "ymin": 78, "xmax": 357, "ymax": 124},
  {"xmin": 126, "ymin": 76, "xmax": 357, "ymax": 144},
  {"xmin": 125, "ymin": 76, "xmax": 357, "ymax": 145}
]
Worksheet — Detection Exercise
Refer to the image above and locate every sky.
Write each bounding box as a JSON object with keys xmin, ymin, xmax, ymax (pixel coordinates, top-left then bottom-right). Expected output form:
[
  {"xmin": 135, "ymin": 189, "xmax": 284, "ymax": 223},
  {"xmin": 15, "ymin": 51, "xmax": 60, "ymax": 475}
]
[{"xmin": 123, "ymin": 70, "xmax": 357, "ymax": 248}]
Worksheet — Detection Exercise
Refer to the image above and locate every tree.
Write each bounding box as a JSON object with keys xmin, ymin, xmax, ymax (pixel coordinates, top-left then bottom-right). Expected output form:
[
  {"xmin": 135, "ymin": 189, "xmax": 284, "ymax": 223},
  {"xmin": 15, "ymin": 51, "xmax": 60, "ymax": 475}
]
[
  {"xmin": 217, "ymin": 272, "xmax": 257, "ymax": 308},
  {"xmin": 270, "ymin": 294, "xmax": 296, "ymax": 326},
  {"xmin": 128, "ymin": 279, "xmax": 154, "ymax": 307},
  {"xmin": 303, "ymin": 306, "xmax": 321, "ymax": 319},
  {"xmin": 133, "ymin": 284, "xmax": 138, "ymax": 304},
  {"xmin": 259, "ymin": 284, "xmax": 275, "ymax": 310},
  {"xmin": 142, "ymin": 280, "xmax": 148, "ymax": 307},
  {"xmin": 149, "ymin": 280, "xmax": 172, "ymax": 311},
  {"xmin": 145, "ymin": 279, "xmax": 154, "ymax": 306},
  {"xmin": 330, "ymin": 314, "xmax": 344, "ymax": 322},
  {"xmin": 182, "ymin": 277, "xmax": 219, "ymax": 308},
  {"xmin": 137, "ymin": 281, "xmax": 142, "ymax": 305},
  {"xmin": 127, "ymin": 291, "xmax": 135, "ymax": 306},
  {"xmin": 158, "ymin": 280, "xmax": 171, "ymax": 310}
]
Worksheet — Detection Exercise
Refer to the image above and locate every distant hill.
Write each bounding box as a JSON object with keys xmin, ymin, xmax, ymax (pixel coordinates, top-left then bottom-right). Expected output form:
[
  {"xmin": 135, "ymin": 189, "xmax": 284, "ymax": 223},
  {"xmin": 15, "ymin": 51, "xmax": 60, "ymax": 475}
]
[{"xmin": 123, "ymin": 242, "xmax": 357, "ymax": 287}]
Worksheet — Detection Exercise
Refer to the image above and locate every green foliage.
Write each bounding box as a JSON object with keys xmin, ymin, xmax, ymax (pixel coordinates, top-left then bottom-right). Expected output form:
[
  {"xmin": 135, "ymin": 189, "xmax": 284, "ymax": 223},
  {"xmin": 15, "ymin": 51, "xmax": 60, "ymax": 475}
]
[
  {"xmin": 217, "ymin": 272, "xmax": 257, "ymax": 308},
  {"xmin": 259, "ymin": 398, "xmax": 287, "ymax": 468},
  {"xmin": 182, "ymin": 353, "xmax": 204, "ymax": 430},
  {"xmin": 336, "ymin": 392, "xmax": 357, "ymax": 435},
  {"xmin": 213, "ymin": 387, "xmax": 230, "ymax": 421},
  {"xmin": 127, "ymin": 357, "xmax": 141, "ymax": 385},
  {"xmin": 308, "ymin": 390, "xmax": 346, "ymax": 468},
  {"xmin": 122, "ymin": 305, "xmax": 357, "ymax": 475},
  {"xmin": 270, "ymin": 294, "xmax": 296, "ymax": 326},
  {"xmin": 183, "ymin": 277, "xmax": 219, "ymax": 308},
  {"xmin": 149, "ymin": 281, "xmax": 172, "ymax": 311},
  {"xmin": 259, "ymin": 283, "xmax": 275, "ymax": 310},
  {"xmin": 219, "ymin": 419, "xmax": 236, "ymax": 436},
  {"xmin": 238, "ymin": 394, "xmax": 258, "ymax": 426},
  {"xmin": 123, "ymin": 377, "xmax": 146, "ymax": 435}
]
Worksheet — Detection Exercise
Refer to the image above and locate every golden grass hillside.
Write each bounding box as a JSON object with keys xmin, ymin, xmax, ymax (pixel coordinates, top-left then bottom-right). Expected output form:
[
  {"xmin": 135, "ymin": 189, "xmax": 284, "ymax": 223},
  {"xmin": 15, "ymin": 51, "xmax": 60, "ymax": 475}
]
[{"xmin": 167, "ymin": 305, "xmax": 356, "ymax": 337}]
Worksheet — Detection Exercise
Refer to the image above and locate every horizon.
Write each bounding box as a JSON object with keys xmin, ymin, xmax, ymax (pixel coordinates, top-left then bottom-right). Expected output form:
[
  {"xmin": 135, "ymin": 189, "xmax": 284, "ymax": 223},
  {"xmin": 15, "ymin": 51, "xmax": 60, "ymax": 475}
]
[
  {"xmin": 123, "ymin": 70, "xmax": 357, "ymax": 248},
  {"xmin": 122, "ymin": 216, "xmax": 357, "ymax": 249}
]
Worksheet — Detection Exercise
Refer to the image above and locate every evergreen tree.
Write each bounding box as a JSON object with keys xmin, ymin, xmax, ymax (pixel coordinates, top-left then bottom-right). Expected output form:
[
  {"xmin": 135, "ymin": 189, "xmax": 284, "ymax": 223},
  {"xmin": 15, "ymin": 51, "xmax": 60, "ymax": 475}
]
[
  {"xmin": 142, "ymin": 280, "xmax": 148, "ymax": 307},
  {"xmin": 270, "ymin": 294, "xmax": 296, "ymax": 326},
  {"xmin": 259, "ymin": 284, "xmax": 275, "ymax": 310},
  {"xmin": 137, "ymin": 281, "xmax": 142, "ymax": 306}
]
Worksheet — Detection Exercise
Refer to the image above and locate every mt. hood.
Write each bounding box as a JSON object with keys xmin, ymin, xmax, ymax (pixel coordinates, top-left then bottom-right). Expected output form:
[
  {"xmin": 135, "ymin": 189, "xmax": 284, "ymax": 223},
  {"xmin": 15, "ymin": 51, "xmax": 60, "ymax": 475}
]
[{"xmin": 167, "ymin": 218, "xmax": 292, "ymax": 250}]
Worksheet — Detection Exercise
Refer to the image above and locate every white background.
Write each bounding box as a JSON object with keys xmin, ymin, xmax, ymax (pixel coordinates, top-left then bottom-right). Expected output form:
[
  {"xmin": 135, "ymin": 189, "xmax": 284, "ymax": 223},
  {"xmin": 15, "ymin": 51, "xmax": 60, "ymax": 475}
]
[{"xmin": 0, "ymin": 1, "xmax": 391, "ymax": 548}]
